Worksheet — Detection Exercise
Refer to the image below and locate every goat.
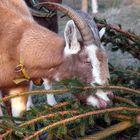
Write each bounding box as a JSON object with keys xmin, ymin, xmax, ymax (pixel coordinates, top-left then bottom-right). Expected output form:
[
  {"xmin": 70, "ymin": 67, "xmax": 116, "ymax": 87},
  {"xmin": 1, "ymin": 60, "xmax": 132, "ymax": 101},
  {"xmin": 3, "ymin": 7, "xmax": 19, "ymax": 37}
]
[{"xmin": 0, "ymin": 1, "xmax": 112, "ymax": 118}]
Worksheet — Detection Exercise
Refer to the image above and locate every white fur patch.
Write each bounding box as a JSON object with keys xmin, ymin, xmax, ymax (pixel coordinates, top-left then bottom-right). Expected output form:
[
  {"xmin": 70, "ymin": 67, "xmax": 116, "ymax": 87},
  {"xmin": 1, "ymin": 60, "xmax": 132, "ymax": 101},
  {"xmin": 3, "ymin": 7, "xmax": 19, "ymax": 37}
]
[
  {"xmin": 96, "ymin": 90, "xmax": 110, "ymax": 102},
  {"xmin": 9, "ymin": 89, "xmax": 27, "ymax": 117},
  {"xmin": 64, "ymin": 20, "xmax": 81, "ymax": 55},
  {"xmin": 87, "ymin": 95, "xmax": 99, "ymax": 107},
  {"xmin": 43, "ymin": 79, "xmax": 52, "ymax": 89},
  {"xmin": 86, "ymin": 44, "xmax": 105, "ymax": 85},
  {"xmin": 91, "ymin": 0, "xmax": 98, "ymax": 14},
  {"xmin": 43, "ymin": 79, "xmax": 57, "ymax": 106},
  {"xmin": 46, "ymin": 94, "xmax": 57, "ymax": 106},
  {"xmin": 99, "ymin": 28, "xmax": 106, "ymax": 39},
  {"xmin": 11, "ymin": 97, "xmax": 26, "ymax": 117},
  {"xmin": 54, "ymin": 73, "xmax": 60, "ymax": 82},
  {"xmin": 26, "ymin": 95, "xmax": 34, "ymax": 111},
  {"xmin": 26, "ymin": 81, "xmax": 34, "ymax": 110},
  {"xmin": 64, "ymin": 44, "xmax": 80, "ymax": 55}
]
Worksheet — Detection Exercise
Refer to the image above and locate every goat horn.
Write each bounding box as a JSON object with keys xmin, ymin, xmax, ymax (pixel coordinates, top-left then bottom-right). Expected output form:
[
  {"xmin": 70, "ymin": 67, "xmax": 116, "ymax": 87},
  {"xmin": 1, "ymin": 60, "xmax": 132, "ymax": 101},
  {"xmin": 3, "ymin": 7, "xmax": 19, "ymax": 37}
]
[{"xmin": 35, "ymin": 2, "xmax": 95, "ymax": 46}]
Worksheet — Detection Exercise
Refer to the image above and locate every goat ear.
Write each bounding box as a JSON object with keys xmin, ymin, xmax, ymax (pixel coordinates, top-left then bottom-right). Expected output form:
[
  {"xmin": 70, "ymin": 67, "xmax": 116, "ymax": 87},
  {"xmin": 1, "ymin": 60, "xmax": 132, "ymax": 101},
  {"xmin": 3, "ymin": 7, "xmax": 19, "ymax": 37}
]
[
  {"xmin": 64, "ymin": 20, "xmax": 80, "ymax": 55},
  {"xmin": 99, "ymin": 27, "xmax": 106, "ymax": 39}
]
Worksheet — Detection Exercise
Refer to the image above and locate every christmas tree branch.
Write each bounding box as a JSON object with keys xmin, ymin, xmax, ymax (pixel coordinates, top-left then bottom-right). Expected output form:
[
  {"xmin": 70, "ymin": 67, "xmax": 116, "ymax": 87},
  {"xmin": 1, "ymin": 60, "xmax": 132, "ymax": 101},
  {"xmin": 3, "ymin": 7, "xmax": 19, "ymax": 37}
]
[
  {"xmin": 114, "ymin": 95, "xmax": 138, "ymax": 107},
  {"xmin": 111, "ymin": 114, "xmax": 132, "ymax": 121},
  {"xmin": 24, "ymin": 107, "xmax": 140, "ymax": 140},
  {"xmin": 1, "ymin": 85, "xmax": 140, "ymax": 102},
  {"xmin": 95, "ymin": 18, "xmax": 140, "ymax": 60}
]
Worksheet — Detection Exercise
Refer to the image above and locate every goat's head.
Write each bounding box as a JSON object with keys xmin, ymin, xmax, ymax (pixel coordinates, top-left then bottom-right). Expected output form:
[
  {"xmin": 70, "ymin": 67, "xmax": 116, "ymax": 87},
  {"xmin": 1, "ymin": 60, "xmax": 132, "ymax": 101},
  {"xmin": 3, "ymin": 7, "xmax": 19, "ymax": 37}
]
[
  {"xmin": 23, "ymin": 2, "xmax": 112, "ymax": 108},
  {"xmin": 51, "ymin": 20, "xmax": 110, "ymax": 86},
  {"xmin": 35, "ymin": 2, "xmax": 112, "ymax": 108}
]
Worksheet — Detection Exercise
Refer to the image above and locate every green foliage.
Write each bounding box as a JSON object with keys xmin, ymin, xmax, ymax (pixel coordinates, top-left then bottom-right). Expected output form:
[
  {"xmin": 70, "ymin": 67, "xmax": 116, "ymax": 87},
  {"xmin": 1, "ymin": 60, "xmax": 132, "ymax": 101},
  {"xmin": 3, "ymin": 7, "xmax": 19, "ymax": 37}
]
[
  {"xmin": 104, "ymin": 113, "xmax": 111, "ymax": 126},
  {"xmin": 79, "ymin": 120, "xmax": 86, "ymax": 137},
  {"xmin": 95, "ymin": 18, "xmax": 140, "ymax": 60},
  {"xmin": 0, "ymin": 19, "xmax": 140, "ymax": 140},
  {"xmin": 88, "ymin": 116, "xmax": 95, "ymax": 126},
  {"xmin": 58, "ymin": 78, "xmax": 84, "ymax": 93}
]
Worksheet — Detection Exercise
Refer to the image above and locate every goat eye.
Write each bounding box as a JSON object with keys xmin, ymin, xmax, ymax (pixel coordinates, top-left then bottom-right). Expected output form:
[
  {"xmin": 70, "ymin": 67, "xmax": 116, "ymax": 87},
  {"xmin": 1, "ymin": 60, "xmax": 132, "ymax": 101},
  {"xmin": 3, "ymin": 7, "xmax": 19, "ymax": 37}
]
[
  {"xmin": 85, "ymin": 62, "xmax": 90, "ymax": 64},
  {"xmin": 84, "ymin": 59, "xmax": 90, "ymax": 63},
  {"xmin": 84, "ymin": 60, "xmax": 91, "ymax": 64}
]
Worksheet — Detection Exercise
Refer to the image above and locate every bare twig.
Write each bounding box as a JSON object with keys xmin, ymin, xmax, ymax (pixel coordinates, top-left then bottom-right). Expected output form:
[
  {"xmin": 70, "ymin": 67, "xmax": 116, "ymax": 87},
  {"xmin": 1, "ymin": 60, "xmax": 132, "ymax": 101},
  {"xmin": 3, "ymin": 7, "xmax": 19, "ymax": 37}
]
[
  {"xmin": 1, "ymin": 89, "xmax": 69, "ymax": 102},
  {"xmin": 111, "ymin": 114, "xmax": 132, "ymax": 121},
  {"xmin": 114, "ymin": 95, "xmax": 138, "ymax": 107},
  {"xmin": 126, "ymin": 69, "xmax": 140, "ymax": 77},
  {"xmin": 97, "ymin": 23, "xmax": 140, "ymax": 41},
  {"xmin": 40, "ymin": 102, "xmax": 70, "ymax": 115},
  {"xmin": 78, "ymin": 121, "xmax": 132, "ymax": 140},
  {"xmin": 51, "ymin": 102, "xmax": 70, "ymax": 109},
  {"xmin": 1, "ymin": 86, "xmax": 140, "ymax": 102},
  {"xmin": 96, "ymin": 19, "xmax": 140, "ymax": 60}
]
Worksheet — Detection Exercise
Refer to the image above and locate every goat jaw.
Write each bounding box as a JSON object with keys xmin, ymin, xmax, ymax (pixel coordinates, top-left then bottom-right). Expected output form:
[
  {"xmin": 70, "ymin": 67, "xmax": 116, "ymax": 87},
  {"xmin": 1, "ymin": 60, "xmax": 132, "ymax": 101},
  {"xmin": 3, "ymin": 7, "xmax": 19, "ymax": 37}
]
[{"xmin": 87, "ymin": 90, "xmax": 113, "ymax": 108}]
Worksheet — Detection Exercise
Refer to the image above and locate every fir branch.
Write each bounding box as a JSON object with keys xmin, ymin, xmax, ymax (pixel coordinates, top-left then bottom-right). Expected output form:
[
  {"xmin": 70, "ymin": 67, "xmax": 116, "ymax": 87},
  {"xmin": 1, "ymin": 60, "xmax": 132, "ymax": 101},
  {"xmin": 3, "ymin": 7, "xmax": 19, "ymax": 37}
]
[
  {"xmin": 52, "ymin": 102, "xmax": 70, "ymax": 109},
  {"xmin": 81, "ymin": 86, "xmax": 140, "ymax": 96},
  {"xmin": 126, "ymin": 69, "xmax": 140, "ymax": 77},
  {"xmin": 1, "ymin": 86, "xmax": 140, "ymax": 102},
  {"xmin": 39, "ymin": 102, "xmax": 70, "ymax": 116},
  {"xmin": 0, "ymin": 89, "xmax": 69, "ymax": 102},
  {"xmin": 0, "ymin": 129, "xmax": 12, "ymax": 139},
  {"xmin": 23, "ymin": 107, "xmax": 140, "ymax": 140},
  {"xmin": 20, "ymin": 110, "xmax": 78, "ymax": 127},
  {"xmin": 114, "ymin": 95, "xmax": 138, "ymax": 107},
  {"xmin": 0, "ymin": 110, "xmax": 78, "ymax": 139},
  {"xmin": 96, "ymin": 21, "xmax": 140, "ymax": 41},
  {"xmin": 95, "ymin": 18, "xmax": 140, "ymax": 60},
  {"xmin": 110, "ymin": 114, "xmax": 132, "ymax": 121}
]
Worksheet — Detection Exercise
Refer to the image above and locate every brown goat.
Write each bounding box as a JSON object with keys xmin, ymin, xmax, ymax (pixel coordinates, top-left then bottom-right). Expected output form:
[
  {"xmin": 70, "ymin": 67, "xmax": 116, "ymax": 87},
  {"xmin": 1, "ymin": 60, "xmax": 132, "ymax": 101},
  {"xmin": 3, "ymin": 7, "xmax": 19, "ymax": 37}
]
[{"xmin": 0, "ymin": 1, "xmax": 112, "ymax": 118}]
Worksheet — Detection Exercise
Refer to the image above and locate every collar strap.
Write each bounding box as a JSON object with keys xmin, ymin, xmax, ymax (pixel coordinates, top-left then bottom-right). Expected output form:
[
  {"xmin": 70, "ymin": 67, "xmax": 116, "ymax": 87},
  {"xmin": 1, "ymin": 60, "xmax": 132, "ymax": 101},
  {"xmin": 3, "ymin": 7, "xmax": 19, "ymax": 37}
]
[{"xmin": 13, "ymin": 63, "xmax": 30, "ymax": 84}]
